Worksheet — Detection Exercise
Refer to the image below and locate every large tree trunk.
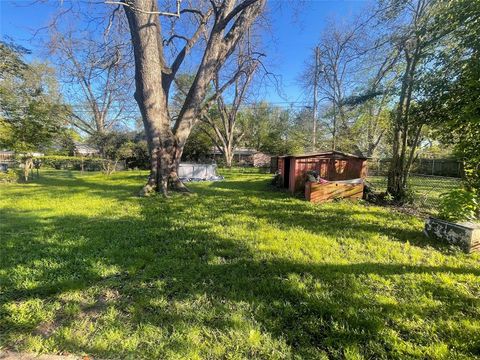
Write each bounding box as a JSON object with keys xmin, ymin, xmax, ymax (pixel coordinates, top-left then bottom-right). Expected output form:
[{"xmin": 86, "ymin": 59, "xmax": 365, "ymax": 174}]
[
  {"xmin": 225, "ymin": 146, "xmax": 234, "ymax": 168},
  {"xmin": 124, "ymin": 0, "xmax": 174, "ymax": 196}
]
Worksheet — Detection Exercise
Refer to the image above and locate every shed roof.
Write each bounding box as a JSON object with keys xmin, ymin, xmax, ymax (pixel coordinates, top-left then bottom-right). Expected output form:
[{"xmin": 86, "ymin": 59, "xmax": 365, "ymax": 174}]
[{"xmin": 278, "ymin": 150, "xmax": 367, "ymax": 160}]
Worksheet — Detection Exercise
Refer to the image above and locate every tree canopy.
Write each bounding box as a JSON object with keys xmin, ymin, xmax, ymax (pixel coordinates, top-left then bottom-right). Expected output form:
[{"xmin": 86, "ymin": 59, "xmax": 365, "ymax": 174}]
[{"xmin": 0, "ymin": 41, "xmax": 68, "ymax": 153}]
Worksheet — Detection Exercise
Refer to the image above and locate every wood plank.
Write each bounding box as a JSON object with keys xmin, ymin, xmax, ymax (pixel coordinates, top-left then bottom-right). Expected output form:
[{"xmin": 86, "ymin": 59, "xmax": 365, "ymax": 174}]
[{"xmin": 306, "ymin": 182, "xmax": 364, "ymax": 203}]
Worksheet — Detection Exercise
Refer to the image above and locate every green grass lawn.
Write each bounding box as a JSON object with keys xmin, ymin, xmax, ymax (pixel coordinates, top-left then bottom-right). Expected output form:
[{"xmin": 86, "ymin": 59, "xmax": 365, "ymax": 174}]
[{"xmin": 1, "ymin": 170, "xmax": 479, "ymax": 359}]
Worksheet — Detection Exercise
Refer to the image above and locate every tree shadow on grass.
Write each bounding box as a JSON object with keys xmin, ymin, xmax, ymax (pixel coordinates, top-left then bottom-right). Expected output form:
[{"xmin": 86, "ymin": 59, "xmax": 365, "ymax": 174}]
[
  {"xmin": 5, "ymin": 170, "xmax": 146, "ymax": 201},
  {"xmin": 199, "ymin": 178, "xmax": 451, "ymax": 251},
  {"xmin": 1, "ymin": 173, "xmax": 479, "ymax": 358}
]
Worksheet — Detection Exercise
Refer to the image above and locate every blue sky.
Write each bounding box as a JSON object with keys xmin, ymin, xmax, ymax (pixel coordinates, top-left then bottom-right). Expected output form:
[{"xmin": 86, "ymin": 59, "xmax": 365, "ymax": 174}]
[{"xmin": 0, "ymin": 0, "xmax": 369, "ymax": 104}]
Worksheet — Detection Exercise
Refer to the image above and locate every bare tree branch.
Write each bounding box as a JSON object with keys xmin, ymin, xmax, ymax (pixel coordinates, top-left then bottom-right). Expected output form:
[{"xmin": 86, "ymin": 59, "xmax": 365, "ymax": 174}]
[{"xmin": 106, "ymin": 0, "xmax": 182, "ymax": 16}]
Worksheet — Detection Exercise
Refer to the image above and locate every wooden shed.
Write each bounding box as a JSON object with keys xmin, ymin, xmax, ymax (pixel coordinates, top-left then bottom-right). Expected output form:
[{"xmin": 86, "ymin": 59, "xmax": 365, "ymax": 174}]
[{"xmin": 277, "ymin": 151, "xmax": 368, "ymax": 201}]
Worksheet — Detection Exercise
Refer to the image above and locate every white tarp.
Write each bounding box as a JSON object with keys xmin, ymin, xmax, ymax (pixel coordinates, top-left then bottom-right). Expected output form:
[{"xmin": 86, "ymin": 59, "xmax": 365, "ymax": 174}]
[{"xmin": 178, "ymin": 163, "xmax": 223, "ymax": 181}]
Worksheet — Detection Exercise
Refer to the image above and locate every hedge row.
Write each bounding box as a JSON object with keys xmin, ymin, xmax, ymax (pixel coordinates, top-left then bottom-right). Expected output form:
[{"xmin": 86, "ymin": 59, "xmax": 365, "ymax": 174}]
[{"xmin": 37, "ymin": 156, "xmax": 106, "ymax": 171}]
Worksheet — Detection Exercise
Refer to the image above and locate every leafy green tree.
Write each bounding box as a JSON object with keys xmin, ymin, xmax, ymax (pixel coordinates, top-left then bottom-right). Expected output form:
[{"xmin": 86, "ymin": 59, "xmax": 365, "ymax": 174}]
[
  {"xmin": 0, "ymin": 41, "xmax": 68, "ymax": 180},
  {"xmin": 0, "ymin": 41, "xmax": 29, "ymax": 77},
  {"xmin": 90, "ymin": 132, "xmax": 134, "ymax": 175},
  {"xmin": 182, "ymin": 125, "xmax": 214, "ymax": 162},
  {"xmin": 289, "ymin": 107, "xmax": 320, "ymax": 153},
  {"xmin": 47, "ymin": 129, "xmax": 82, "ymax": 156},
  {"xmin": 419, "ymin": 0, "xmax": 480, "ymax": 203},
  {"xmin": 241, "ymin": 103, "xmax": 304, "ymax": 155},
  {"xmin": 0, "ymin": 42, "xmax": 67, "ymax": 153},
  {"xmin": 129, "ymin": 139, "xmax": 150, "ymax": 170},
  {"xmin": 171, "ymin": 73, "xmax": 215, "ymax": 163}
]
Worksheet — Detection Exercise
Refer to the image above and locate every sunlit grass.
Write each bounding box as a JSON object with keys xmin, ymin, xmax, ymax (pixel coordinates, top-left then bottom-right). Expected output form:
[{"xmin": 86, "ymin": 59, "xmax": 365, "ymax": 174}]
[{"xmin": 1, "ymin": 169, "xmax": 479, "ymax": 359}]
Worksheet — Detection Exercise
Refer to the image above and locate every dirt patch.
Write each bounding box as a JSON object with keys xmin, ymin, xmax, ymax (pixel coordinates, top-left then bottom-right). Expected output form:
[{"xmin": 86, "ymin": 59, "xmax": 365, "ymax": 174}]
[
  {"xmin": 97, "ymin": 289, "xmax": 120, "ymax": 305},
  {"xmin": 33, "ymin": 322, "xmax": 56, "ymax": 338},
  {"xmin": 0, "ymin": 351, "xmax": 91, "ymax": 360}
]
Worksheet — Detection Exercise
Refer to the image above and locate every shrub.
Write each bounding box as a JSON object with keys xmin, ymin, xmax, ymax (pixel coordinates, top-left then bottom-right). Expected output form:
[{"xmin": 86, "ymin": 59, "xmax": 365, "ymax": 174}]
[
  {"xmin": 89, "ymin": 132, "xmax": 135, "ymax": 175},
  {"xmin": 127, "ymin": 140, "xmax": 150, "ymax": 169},
  {"xmin": 0, "ymin": 169, "xmax": 19, "ymax": 183},
  {"xmin": 271, "ymin": 172, "xmax": 283, "ymax": 187},
  {"xmin": 38, "ymin": 156, "xmax": 105, "ymax": 171},
  {"xmin": 438, "ymin": 189, "xmax": 479, "ymax": 222}
]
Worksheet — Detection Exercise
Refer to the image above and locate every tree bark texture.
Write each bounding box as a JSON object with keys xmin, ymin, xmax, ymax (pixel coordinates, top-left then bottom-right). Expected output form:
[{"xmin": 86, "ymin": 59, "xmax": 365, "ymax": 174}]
[{"xmin": 387, "ymin": 47, "xmax": 421, "ymax": 201}]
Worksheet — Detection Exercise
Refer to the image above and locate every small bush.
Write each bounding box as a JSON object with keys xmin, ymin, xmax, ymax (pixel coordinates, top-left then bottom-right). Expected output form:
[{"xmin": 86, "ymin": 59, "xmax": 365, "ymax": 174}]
[
  {"xmin": 0, "ymin": 169, "xmax": 19, "ymax": 183},
  {"xmin": 438, "ymin": 189, "xmax": 478, "ymax": 222},
  {"xmin": 271, "ymin": 172, "xmax": 283, "ymax": 187}
]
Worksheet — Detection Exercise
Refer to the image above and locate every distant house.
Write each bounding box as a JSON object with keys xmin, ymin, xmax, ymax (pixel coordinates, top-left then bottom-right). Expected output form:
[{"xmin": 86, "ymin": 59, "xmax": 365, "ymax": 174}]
[
  {"xmin": 73, "ymin": 142, "xmax": 100, "ymax": 157},
  {"xmin": 251, "ymin": 152, "xmax": 272, "ymax": 167},
  {"xmin": 0, "ymin": 150, "xmax": 15, "ymax": 171},
  {"xmin": 0, "ymin": 150, "xmax": 44, "ymax": 171},
  {"xmin": 0, "ymin": 150, "xmax": 15, "ymax": 163},
  {"xmin": 210, "ymin": 147, "xmax": 271, "ymax": 167},
  {"xmin": 0, "ymin": 150, "xmax": 44, "ymax": 159}
]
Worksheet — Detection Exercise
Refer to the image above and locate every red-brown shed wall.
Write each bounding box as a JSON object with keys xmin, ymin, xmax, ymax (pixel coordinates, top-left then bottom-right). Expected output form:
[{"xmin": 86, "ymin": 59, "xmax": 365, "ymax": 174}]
[{"xmin": 288, "ymin": 155, "xmax": 367, "ymax": 193}]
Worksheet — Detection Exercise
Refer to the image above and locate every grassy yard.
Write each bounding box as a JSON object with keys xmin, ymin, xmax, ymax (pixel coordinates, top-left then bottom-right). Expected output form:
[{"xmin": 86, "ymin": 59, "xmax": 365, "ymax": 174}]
[{"xmin": 1, "ymin": 170, "xmax": 479, "ymax": 359}]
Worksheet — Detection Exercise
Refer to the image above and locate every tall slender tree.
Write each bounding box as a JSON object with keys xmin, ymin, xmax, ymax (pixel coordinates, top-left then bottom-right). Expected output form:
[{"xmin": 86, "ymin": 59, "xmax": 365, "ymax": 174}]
[
  {"xmin": 48, "ymin": 15, "xmax": 134, "ymax": 135},
  {"xmin": 200, "ymin": 44, "xmax": 260, "ymax": 168},
  {"xmin": 299, "ymin": 15, "xmax": 386, "ymax": 153},
  {"xmin": 382, "ymin": 0, "xmax": 438, "ymax": 200}
]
